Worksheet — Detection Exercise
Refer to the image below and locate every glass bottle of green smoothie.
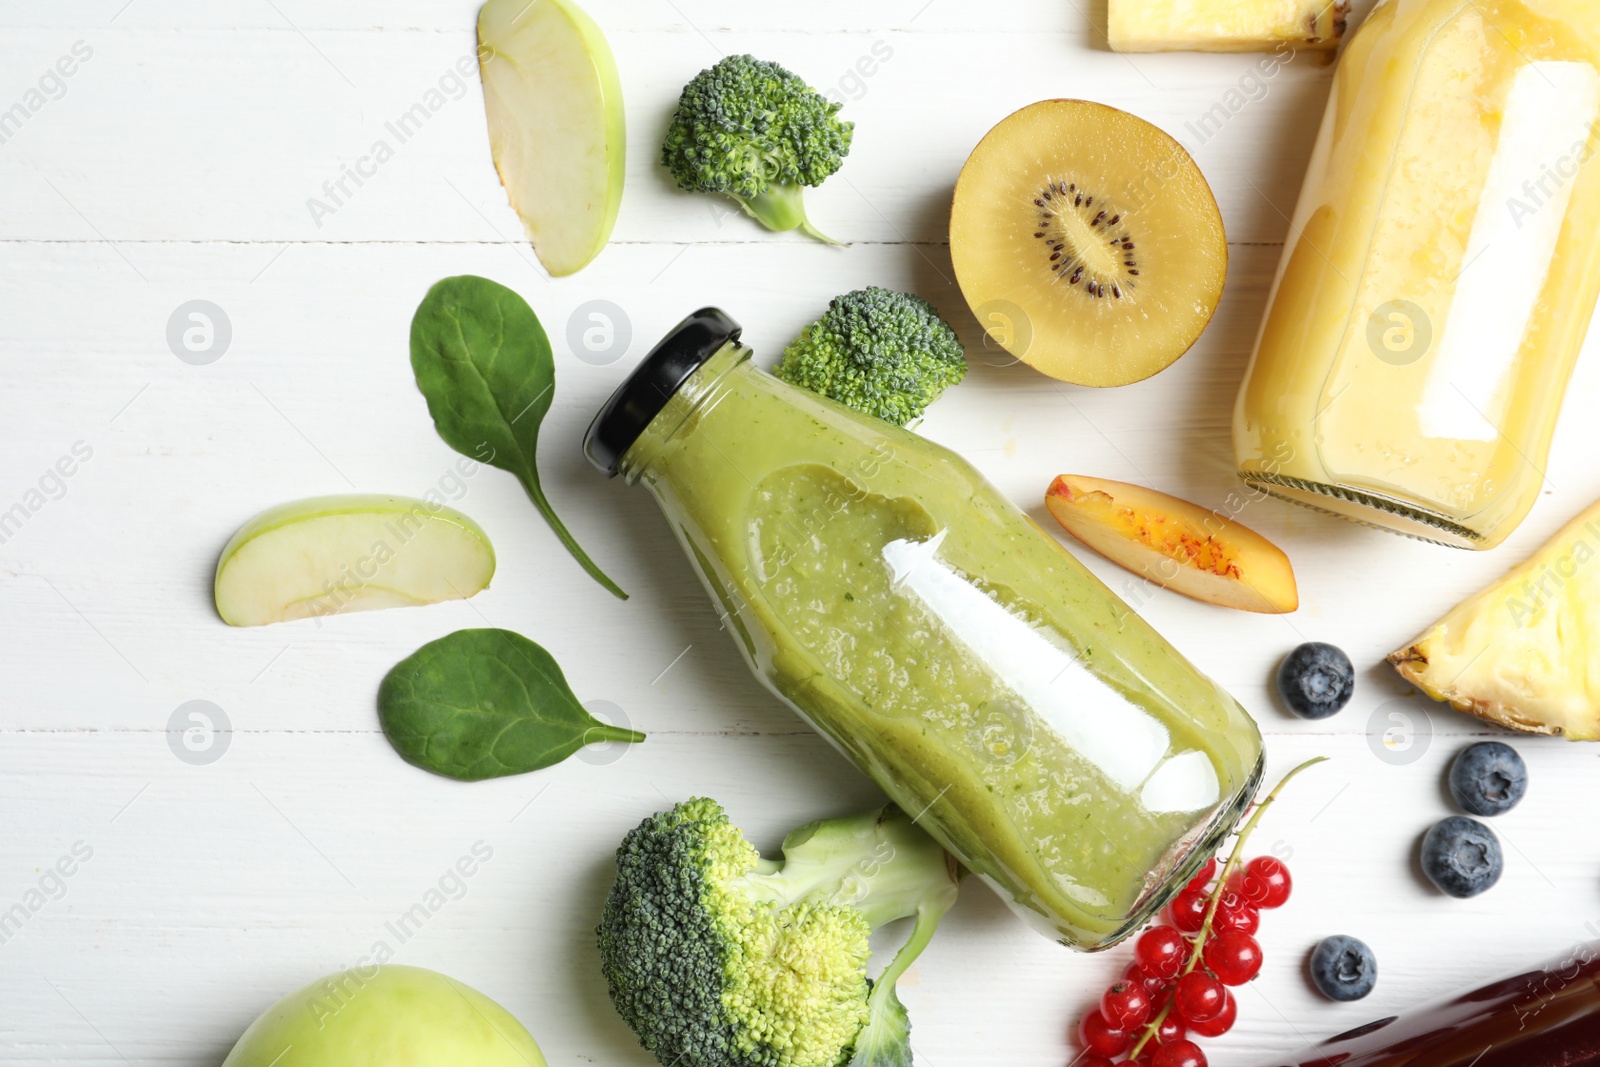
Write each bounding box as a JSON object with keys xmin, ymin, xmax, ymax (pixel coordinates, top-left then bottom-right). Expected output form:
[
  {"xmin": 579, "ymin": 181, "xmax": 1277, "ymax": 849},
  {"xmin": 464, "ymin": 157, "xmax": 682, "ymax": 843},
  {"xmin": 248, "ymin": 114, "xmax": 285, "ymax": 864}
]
[{"xmin": 585, "ymin": 309, "xmax": 1264, "ymax": 948}]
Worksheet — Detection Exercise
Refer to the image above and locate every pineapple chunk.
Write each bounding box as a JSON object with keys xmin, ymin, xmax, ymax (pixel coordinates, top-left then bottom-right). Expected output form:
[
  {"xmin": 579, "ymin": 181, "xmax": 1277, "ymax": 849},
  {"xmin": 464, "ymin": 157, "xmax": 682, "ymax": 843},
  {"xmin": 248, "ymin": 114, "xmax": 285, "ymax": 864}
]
[
  {"xmin": 1108, "ymin": 0, "xmax": 1349, "ymax": 54},
  {"xmin": 1390, "ymin": 500, "xmax": 1600, "ymax": 739}
]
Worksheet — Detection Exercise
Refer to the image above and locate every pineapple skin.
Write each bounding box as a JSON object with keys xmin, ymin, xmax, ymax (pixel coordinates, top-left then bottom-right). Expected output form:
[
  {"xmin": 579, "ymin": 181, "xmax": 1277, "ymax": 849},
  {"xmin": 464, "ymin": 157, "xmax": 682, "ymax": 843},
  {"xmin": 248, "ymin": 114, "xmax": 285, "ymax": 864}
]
[
  {"xmin": 1108, "ymin": 0, "xmax": 1350, "ymax": 54},
  {"xmin": 1389, "ymin": 501, "xmax": 1600, "ymax": 740}
]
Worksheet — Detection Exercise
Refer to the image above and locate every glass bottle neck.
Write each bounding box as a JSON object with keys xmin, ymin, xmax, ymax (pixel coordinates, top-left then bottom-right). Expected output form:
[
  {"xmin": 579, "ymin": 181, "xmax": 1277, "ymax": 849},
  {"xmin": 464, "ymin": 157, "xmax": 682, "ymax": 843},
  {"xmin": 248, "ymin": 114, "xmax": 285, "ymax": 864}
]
[{"xmin": 618, "ymin": 339, "xmax": 751, "ymax": 485}]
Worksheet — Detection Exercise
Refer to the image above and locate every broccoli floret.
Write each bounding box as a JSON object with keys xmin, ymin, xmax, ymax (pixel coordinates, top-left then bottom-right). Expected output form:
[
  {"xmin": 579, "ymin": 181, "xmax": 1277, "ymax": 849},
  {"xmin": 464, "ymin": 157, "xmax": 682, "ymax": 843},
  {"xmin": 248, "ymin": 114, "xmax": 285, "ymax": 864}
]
[
  {"xmin": 598, "ymin": 798, "xmax": 960, "ymax": 1067},
  {"xmin": 774, "ymin": 287, "xmax": 968, "ymax": 426},
  {"xmin": 662, "ymin": 55, "xmax": 854, "ymax": 244}
]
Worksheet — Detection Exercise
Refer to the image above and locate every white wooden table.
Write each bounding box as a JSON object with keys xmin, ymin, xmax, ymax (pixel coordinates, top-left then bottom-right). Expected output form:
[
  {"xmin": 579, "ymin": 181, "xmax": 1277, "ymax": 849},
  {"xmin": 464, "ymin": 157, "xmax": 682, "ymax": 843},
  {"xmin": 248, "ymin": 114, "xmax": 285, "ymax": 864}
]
[{"xmin": 7, "ymin": 2, "xmax": 1600, "ymax": 1064}]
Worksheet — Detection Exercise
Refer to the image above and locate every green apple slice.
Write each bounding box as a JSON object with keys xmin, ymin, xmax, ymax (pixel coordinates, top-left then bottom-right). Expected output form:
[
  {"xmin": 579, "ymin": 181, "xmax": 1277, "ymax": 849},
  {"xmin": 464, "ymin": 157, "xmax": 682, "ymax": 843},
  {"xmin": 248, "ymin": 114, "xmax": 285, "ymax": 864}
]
[
  {"xmin": 478, "ymin": 0, "xmax": 625, "ymax": 276},
  {"xmin": 214, "ymin": 495, "xmax": 495, "ymax": 627}
]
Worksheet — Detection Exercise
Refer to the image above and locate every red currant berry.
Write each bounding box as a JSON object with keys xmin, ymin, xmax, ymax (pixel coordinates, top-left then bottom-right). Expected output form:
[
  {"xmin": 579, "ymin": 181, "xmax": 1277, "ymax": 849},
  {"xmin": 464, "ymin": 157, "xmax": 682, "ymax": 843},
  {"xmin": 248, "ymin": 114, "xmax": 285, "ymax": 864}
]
[
  {"xmin": 1077, "ymin": 1009, "xmax": 1131, "ymax": 1057},
  {"xmin": 1184, "ymin": 857, "xmax": 1217, "ymax": 894},
  {"xmin": 1151, "ymin": 1038, "xmax": 1208, "ymax": 1067},
  {"xmin": 1155, "ymin": 1012, "xmax": 1187, "ymax": 1046},
  {"xmin": 1136, "ymin": 925, "xmax": 1189, "ymax": 980},
  {"xmin": 1213, "ymin": 891, "xmax": 1261, "ymax": 935},
  {"xmin": 1173, "ymin": 971, "xmax": 1227, "ymax": 1023},
  {"xmin": 1169, "ymin": 888, "xmax": 1211, "ymax": 934},
  {"xmin": 1188, "ymin": 990, "xmax": 1237, "ymax": 1037},
  {"xmin": 1101, "ymin": 981, "xmax": 1153, "ymax": 1031},
  {"xmin": 1125, "ymin": 961, "xmax": 1171, "ymax": 998},
  {"xmin": 1204, "ymin": 929, "xmax": 1264, "ymax": 985},
  {"xmin": 1074, "ymin": 1056, "xmax": 1116, "ymax": 1067},
  {"xmin": 1224, "ymin": 869, "xmax": 1258, "ymax": 907},
  {"xmin": 1246, "ymin": 855, "xmax": 1293, "ymax": 908}
]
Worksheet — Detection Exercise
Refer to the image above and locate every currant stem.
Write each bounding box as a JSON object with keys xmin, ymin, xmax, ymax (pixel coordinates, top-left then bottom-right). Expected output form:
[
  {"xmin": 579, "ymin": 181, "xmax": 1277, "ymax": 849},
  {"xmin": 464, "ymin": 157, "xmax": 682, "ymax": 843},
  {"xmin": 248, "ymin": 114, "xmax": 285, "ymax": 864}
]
[{"xmin": 1127, "ymin": 757, "xmax": 1327, "ymax": 1058}]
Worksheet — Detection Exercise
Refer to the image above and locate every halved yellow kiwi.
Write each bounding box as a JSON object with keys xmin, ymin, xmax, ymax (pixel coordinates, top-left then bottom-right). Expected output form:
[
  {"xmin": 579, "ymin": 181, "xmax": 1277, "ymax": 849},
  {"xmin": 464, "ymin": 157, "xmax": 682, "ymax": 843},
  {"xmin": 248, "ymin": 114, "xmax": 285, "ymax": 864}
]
[{"xmin": 950, "ymin": 100, "xmax": 1228, "ymax": 387}]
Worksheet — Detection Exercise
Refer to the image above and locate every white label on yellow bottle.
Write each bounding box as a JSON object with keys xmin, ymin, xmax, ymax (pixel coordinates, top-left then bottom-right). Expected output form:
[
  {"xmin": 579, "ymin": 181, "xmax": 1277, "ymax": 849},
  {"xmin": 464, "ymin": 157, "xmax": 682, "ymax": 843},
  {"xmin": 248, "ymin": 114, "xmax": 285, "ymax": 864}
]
[
  {"xmin": 1419, "ymin": 61, "xmax": 1600, "ymax": 442},
  {"xmin": 880, "ymin": 532, "xmax": 1222, "ymax": 812}
]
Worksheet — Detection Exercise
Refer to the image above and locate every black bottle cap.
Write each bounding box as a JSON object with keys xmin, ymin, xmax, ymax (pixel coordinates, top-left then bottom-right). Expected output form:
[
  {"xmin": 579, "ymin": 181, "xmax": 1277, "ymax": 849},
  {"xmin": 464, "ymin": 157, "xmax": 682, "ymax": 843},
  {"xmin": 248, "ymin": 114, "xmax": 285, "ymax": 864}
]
[{"xmin": 583, "ymin": 307, "xmax": 742, "ymax": 476}]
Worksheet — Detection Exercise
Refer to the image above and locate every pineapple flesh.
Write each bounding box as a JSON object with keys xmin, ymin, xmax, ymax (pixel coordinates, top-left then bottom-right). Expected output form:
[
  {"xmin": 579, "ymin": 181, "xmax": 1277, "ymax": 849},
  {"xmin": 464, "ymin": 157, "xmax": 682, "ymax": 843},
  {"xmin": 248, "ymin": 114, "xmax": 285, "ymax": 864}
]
[
  {"xmin": 1108, "ymin": 0, "xmax": 1350, "ymax": 54},
  {"xmin": 1390, "ymin": 500, "xmax": 1600, "ymax": 740}
]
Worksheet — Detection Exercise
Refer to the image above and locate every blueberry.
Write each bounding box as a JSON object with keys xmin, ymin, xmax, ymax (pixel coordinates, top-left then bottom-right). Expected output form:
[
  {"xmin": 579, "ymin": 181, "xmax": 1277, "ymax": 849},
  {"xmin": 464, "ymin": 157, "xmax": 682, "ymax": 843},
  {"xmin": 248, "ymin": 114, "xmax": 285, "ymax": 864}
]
[
  {"xmin": 1309, "ymin": 935, "xmax": 1378, "ymax": 1002},
  {"xmin": 1448, "ymin": 741, "xmax": 1527, "ymax": 817},
  {"xmin": 1276, "ymin": 642, "xmax": 1356, "ymax": 720},
  {"xmin": 1420, "ymin": 816, "xmax": 1503, "ymax": 898}
]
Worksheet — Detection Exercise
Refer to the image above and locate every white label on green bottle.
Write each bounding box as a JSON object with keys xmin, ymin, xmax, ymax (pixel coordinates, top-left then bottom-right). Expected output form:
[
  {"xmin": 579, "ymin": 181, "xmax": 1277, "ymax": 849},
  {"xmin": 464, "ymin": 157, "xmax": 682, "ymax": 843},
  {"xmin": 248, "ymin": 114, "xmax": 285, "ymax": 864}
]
[{"xmin": 881, "ymin": 532, "xmax": 1192, "ymax": 803}]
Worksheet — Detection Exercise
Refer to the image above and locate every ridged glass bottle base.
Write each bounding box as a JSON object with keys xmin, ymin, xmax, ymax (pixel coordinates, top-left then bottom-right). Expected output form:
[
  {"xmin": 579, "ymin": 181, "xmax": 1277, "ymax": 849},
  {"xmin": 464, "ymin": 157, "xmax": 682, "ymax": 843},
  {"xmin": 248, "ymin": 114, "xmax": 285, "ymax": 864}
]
[
  {"xmin": 1240, "ymin": 471, "xmax": 1484, "ymax": 550},
  {"xmin": 1093, "ymin": 750, "xmax": 1266, "ymax": 952}
]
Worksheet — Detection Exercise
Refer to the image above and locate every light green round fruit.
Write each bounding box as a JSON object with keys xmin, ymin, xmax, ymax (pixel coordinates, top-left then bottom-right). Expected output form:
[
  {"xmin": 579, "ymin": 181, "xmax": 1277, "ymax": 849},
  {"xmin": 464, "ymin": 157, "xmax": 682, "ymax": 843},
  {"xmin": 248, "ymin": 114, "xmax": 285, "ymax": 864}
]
[{"xmin": 221, "ymin": 965, "xmax": 547, "ymax": 1067}]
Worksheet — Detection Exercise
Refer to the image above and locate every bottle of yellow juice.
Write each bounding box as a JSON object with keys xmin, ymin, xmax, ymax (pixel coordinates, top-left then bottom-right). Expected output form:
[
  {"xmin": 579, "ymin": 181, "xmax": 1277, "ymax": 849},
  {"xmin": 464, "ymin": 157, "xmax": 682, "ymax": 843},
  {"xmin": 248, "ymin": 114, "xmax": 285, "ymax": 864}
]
[{"xmin": 1234, "ymin": 0, "xmax": 1600, "ymax": 549}]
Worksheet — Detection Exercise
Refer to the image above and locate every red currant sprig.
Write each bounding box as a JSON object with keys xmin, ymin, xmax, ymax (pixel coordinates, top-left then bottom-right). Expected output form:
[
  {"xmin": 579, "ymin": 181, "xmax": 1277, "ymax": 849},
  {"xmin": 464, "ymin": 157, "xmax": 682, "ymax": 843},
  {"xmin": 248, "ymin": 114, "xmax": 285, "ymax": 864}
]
[{"xmin": 1073, "ymin": 758, "xmax": 1325, "ymax": 1066}]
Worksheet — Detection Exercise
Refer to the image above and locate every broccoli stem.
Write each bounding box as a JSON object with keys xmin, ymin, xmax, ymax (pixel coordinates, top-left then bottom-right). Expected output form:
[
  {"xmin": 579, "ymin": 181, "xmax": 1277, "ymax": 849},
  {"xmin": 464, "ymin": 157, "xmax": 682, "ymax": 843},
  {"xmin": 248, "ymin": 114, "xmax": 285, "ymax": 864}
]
[
  {"xmin": 848, "ymin": 891, "xmax": 956, "ymax": 1067},
  {"xmin": 873, "ymin": 894, "xmax": 951, "ymax": 1002},
  {"xmin": 742, "ymin": 806, "xmax": 959, "ymax": 928},
  {"xmin": 735, "ymin": 183, "xmax": 844, "ymax": 246}
]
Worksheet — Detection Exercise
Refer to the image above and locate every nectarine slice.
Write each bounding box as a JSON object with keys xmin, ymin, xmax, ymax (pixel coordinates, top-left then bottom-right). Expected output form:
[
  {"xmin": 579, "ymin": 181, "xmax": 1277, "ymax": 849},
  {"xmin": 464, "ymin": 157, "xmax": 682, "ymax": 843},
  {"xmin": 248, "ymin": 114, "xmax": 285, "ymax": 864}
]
[{"xmin": 1046, "ymin": 475, "xmax": 1297, "ymax": 613}]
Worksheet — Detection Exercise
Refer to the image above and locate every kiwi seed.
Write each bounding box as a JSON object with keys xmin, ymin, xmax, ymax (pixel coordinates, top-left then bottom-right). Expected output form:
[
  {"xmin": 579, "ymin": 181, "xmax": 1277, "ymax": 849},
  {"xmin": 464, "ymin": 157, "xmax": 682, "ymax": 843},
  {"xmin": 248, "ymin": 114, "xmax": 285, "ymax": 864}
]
[{"xmin": 1031, "ymin": 179, "xmax": 1139, "ymax": 301}]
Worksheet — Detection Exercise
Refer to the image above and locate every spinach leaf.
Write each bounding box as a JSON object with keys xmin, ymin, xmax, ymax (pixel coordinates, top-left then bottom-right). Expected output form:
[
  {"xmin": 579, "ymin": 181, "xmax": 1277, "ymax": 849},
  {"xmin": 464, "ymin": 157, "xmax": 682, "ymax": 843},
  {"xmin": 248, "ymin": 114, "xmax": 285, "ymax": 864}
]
[
  {"xmin": 378, "ymin": 627, "xmax": 643, "ymax": 781},
  {"xmin": 410, "ymin": 275, "xmax": 626, "ymax": 599}
]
